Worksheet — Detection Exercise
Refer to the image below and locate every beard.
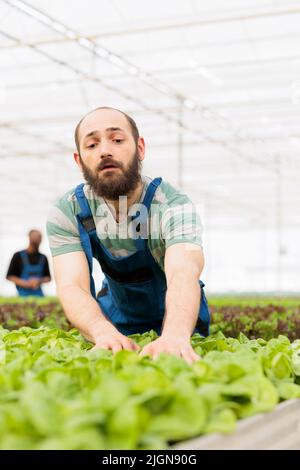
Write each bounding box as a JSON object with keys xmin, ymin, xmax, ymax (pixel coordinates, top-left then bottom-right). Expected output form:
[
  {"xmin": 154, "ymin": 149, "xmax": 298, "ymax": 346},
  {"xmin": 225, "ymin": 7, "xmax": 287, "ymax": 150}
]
[{"xmin": 80, "ymin": 150, "xmax": 141, "ymax": 200}]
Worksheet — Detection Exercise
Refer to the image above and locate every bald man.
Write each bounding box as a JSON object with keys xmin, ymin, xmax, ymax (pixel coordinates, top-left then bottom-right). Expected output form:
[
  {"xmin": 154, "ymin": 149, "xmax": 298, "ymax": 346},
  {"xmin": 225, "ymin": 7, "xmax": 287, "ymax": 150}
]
[
  {"xmin": 47, "ymin": 107, "xmax": 209, "ymax": 363},
  {"xmin": 7, "ymin": 230, "xmax": 51, "ymax": 296}
]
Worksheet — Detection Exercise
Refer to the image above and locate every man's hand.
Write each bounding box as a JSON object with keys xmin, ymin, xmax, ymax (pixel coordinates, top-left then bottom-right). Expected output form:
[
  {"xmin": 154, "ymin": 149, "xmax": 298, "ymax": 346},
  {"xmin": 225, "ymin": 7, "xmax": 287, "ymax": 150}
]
[
  {"xmin": 53, "ymin": 252, "xmax": 135, "ymax": 349},
  {"xmin": 92, "ymin": 322, "xmax": 140, "ymax": 353},
  {"xmin": 27, "ymin": 278, "xmax": 41, "ymax": 290},
  {"xmin": 139, "ymin": 334, "xmax": 200, "ymax": 365}
]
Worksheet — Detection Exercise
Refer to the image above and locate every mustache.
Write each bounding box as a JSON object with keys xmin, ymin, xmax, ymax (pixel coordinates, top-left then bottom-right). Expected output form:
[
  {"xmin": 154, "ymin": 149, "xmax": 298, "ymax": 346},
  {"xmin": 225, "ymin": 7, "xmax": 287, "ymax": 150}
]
[{"xmin": 97, "ymin": 159, "xmax": 123, "ymax": 171}]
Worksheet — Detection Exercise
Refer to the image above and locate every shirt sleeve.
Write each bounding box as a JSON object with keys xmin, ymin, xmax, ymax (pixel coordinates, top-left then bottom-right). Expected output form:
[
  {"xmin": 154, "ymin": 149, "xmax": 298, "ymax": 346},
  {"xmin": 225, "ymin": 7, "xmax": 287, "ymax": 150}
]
[
  {"xmin": 46, "ymin": 191, "xmax": 83, "ymax": 257},
  {"xmin": 42, "ymin": 256, "xmax": 51, "ymax": 278},
  {"xmin": 160, "ymin": 200, "xmax": 203, "ymax": 250},
  {"xmin": 6, "ymin": 252, "xmax": 22, "ymax": 278}
]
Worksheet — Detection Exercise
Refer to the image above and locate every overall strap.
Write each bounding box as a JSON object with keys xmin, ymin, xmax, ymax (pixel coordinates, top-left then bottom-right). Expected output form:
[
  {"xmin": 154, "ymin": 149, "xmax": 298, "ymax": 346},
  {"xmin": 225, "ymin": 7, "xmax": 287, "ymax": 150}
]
[
  {"xmin": 38, "ymin": 254, "xmax": 45, "ymax": 268},
  {"xmin": 74, "ymin": 184, "xmax": 96, "ymax": 298},
  {"xmin": 75, "ymin": 183, "xmax": 96, "ymax": 231},
  {"xmin": 133, "ymin": 177, "xmax": 162, "ymax": 251},
  {"xmin": 142, "ymin": 177, "xmax": 162, "ymax": 211},
  {"xmin": 20, "ymin": 250, "xmax": 29, "ymax": 266}
]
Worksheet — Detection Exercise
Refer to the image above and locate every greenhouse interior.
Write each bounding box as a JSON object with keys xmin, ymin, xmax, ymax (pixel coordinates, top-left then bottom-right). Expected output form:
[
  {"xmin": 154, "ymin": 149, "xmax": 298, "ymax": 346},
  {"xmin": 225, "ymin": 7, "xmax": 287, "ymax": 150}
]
[{"xmin": 0, "ymin": 0, "xmax": 300, "ymax": 453}]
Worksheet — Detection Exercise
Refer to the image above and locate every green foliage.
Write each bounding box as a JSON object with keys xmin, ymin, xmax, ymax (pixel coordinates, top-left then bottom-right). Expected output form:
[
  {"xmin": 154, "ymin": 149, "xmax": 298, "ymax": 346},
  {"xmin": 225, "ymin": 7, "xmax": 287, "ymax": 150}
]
[
  {"xmin": 0, "ymin": 326, "xmax": 300, "ymax": 450},
  {"xmin": 209, "ymin": 298, "xmax": 300, "ymax": 340},
  {"xmin": 2, "ymin": 296, "xmax": 300, "ymax": 341},
  {"xmin": 0, "ymin": 297, "xmax": 69, "ymax": 331}
]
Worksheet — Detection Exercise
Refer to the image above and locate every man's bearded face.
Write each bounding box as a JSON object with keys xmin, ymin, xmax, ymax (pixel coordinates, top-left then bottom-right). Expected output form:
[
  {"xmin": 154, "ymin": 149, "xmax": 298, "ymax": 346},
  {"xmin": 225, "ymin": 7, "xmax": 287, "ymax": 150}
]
[{"xmin": 80, "ymin": 148, "xmax": 141, "ymax": 200}]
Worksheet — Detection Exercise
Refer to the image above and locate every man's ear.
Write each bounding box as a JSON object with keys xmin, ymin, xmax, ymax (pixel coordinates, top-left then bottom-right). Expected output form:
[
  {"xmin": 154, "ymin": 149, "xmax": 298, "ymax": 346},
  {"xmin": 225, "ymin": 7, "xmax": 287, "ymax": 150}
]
[
  {"xmin": 137, "ymin": 137, "xmax": 145, "ymax": 162},
  {"xmin": 74, "ymin": 152, "xmax": 82, "ymax": 170}
]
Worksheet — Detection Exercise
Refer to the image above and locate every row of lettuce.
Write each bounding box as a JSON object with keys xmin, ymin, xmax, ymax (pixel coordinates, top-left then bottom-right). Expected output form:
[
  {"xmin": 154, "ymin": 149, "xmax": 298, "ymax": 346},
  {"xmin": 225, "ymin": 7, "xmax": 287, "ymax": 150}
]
[
  {"xmin": 1, "ymin": 296, "xmax": 300, "ymax": 340},
  {"xmin": 210, "ymin": 297, "xmax": 300, "ymax": 341},
  {"xmin": 1, "ymin": 325, "xmax": 300, "ymax": 449}
]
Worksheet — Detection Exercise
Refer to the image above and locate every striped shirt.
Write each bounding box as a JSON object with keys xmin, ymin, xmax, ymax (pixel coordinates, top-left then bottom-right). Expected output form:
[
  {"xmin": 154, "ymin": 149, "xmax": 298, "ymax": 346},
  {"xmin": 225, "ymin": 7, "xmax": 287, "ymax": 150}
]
[{"xmin": 46, "ymin": 176, "xmax": 203, "ymax": 271}]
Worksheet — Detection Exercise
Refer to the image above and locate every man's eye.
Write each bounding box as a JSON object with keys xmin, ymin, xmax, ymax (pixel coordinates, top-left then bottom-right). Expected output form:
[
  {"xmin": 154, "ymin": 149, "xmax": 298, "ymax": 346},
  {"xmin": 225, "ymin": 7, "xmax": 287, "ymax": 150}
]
[
  {"xmin": 87, "ymin": 143, "xmax": 96, "ymax": 149},
  {"xmin": 113, "ymin": 139, "xmax": 123, "ymax": 144}
]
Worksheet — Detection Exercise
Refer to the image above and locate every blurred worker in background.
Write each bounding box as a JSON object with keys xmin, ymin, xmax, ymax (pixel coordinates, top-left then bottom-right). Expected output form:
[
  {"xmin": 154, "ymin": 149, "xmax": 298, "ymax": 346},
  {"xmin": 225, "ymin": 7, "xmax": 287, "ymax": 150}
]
[{"xmin": 6, "ymin": 229, "xmax": 51, "ymax": 297}]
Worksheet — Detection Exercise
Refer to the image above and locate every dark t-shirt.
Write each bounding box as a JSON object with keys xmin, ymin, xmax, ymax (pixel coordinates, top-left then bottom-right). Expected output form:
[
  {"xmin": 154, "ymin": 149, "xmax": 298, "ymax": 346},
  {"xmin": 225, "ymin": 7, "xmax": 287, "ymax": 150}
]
[{"xmin": 6, "ymin": 251, "xmax": 51, "ymax": 279}]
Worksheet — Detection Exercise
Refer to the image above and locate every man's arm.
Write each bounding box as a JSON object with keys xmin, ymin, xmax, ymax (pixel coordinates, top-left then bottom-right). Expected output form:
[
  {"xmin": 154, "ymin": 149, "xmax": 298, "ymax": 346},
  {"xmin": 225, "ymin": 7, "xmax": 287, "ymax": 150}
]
[
  {"xmin": 53, "ymin": 251, "xmax": 139, "ymax": 352},
  {"xmin": 140, "ymin": 243, "xmax": 204, "ymax": 364},
  {"xmin": 28, "ymin": 276, "xmax": 51, "ymax": 290},
  {"xmin": 6, "ymin": 275, "xmax": 34, "ymax": 289},
  {"xmin": 7, "ymin": 276, "xmax": 51, "ymax": 290},
  {"xmin": 6, "ymin": 253, "xmax": 32, "ymax": 288}
]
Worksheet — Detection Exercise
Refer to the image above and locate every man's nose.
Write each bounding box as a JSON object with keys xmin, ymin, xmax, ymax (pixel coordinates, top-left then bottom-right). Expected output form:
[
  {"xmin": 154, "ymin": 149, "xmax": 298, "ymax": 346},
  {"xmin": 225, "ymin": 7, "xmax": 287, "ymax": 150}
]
[{"xmin": 99, "ymin": 141, "xmax": 113, "ymax": 158}]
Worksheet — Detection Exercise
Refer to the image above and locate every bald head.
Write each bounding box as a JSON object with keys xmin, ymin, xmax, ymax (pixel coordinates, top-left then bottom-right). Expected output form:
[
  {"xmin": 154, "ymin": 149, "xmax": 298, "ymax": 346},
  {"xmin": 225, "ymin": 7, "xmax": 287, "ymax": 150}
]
[
  {"xmin": 28, "ymin": 229, "xmax": 42, "ymax": 249},
  {"xmin": 74, "ymin": 106, "xmax": 139, "ymax": 155}
]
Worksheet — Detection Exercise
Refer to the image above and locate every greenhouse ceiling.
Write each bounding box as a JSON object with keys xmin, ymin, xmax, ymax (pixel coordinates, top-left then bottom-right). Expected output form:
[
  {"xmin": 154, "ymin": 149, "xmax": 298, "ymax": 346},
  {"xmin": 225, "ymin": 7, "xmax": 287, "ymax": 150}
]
[{"xmin": 0, "ymin": 0, "xmax": 300, "ymax": 233}]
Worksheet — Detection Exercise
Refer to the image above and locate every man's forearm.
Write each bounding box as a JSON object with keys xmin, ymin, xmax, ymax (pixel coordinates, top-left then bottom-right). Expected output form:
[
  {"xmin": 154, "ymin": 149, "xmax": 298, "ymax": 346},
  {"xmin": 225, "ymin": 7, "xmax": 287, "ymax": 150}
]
[
  {"xmin": 57, "ymin": 285, "xmax": 115, "ymax": 343},
  {"xmin": 6, "ymin": 276, "xmax": 28, "ymax": 288},
  {"xmin": 162, "ymin": 272, "xmax": 201, "ymax": 338}
]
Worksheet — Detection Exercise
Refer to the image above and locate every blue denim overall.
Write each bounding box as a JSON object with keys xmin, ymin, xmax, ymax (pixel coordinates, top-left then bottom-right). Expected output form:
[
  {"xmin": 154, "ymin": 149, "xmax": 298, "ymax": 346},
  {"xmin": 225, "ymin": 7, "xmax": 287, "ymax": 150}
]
[
  {"xmin": 16, "ymin": 250, "xmax": 45, "ymax": 297},
  {"xmin": 75, "ymin": 178, "xmax": 210, "ymax": 336}
]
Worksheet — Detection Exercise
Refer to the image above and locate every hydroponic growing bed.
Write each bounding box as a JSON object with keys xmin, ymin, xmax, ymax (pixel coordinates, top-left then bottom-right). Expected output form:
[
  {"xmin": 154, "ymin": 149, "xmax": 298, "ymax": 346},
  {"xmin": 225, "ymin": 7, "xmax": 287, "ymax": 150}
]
[{"xmin": 1, "ymin": 324, "xmax": 300, "ymax": 450}]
